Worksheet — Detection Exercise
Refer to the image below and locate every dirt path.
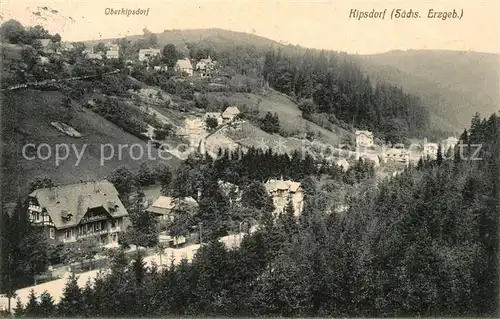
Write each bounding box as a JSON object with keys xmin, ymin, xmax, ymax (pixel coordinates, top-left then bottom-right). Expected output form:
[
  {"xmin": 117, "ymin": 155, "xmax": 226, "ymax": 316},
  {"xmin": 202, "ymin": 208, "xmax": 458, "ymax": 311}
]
[{"xmin": 4, "ymin": 233, "xmax": 246, "ymax": 311}]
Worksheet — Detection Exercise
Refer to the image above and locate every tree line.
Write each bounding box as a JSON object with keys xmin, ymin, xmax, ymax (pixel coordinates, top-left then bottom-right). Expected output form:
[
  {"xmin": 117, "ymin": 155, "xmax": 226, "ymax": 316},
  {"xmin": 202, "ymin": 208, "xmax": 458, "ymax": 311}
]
[{"xmin": 263, "ymin": 49, "xmax": 430, "ymax": 142}]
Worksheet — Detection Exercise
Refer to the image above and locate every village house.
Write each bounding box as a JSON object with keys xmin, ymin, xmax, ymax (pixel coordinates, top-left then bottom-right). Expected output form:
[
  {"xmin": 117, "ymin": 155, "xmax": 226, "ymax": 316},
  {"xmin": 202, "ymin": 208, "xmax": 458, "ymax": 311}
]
[
  {"xmin": 264, "ymin": 179, "xmax": 304, "ymax": 217},
  {"xmin": 85, "ymin": 53, "xmax": 103, "ymax": 60},
  {"xmin": 138, "ymin": 48, "xmax": 161, "ymax": 62},
  {"xmin": 146, "ymin": 196, "xmax": 198, "ymax": 221},
  {"xmin": 59, "ymin": 41, "xmax": 74, "ymax": 52},
  {"xmin": 355, "ymin": 130, "xmax": 374, "ymax": 148},
  {"xmin": 383, "ymin": 145, "xmax": 410, "ymax": 164},
  {"xmin": 106, "ymin": 49, "xmax": 119, "ymax": 59},
  {"xmin": 153, "ymin": 65, "xmax": 168, "ymax": 72},
  {"xmin": 27, "ymin": 180, "xmax": 129, "ymax": 246},
  {"xmin": 423, "ymin": 142, "xmax": 439, "ymax": 159},
  {"xmin": 195, "ymin": 55, "xmax": 217, "ymax": 77},
  {"xmin": 39, "ymin": 38, "xmax": 55, "ymax": 54},
  {"xmin": 442, "ymin": 136, "xmax": 459, "ymax": 152},
  {"xmin": 175, "ymin": 58, "xmax": 194, "ymax": 76},
  {"xmin": 221, "ymin": 106, "xmax": 241, "ymax": 123}
]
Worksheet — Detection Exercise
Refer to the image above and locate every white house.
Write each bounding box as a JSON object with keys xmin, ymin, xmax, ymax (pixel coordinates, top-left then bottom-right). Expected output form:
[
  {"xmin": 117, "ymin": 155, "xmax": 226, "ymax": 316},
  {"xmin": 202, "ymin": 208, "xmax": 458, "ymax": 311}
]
[
  {"xmin": 138, "ymin": 48, "xmax": 161, "ymax": 62},
  {"xmin": 106, "ymin": 49, "xmax": 119, "ymax": 59},
  {"xmin": 355, "ymin": 130, "xmax": 374, "ymax": 147},
  {"xmin": 423, "ymin": 142, "xmax": 439, "ymax": 159},
  {"xmin": 38, "ymin": 38, "xmax": 54, "ymax": 53},
  {"xmin": 60, "ymin": 41, "xmax": 74, "ymax": 51},
  {"xmin": 264, "ymin": 179, "xmax": 304, "ymax": 217},
  {"xmin": 442, "ymin": 136, "xmax": 459, "ymax": 152},
  {"xmin": 86, "ymin": 53, "xmax": 103, "ymax": 60},
  {"xmin": 196, "ymin": 55, "xmax": 217, "ymax": 77},
  {"xmin": 175, "ymin": 58, "xmax": 194, "ymax": 76}
]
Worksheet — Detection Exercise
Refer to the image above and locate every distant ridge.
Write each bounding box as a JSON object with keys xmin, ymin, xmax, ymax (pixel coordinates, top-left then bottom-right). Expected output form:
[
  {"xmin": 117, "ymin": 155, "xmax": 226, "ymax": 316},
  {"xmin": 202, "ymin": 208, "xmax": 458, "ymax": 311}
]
[{"xmin": 85, "ymin": 29, "xmax": 499, "ymax": 131}]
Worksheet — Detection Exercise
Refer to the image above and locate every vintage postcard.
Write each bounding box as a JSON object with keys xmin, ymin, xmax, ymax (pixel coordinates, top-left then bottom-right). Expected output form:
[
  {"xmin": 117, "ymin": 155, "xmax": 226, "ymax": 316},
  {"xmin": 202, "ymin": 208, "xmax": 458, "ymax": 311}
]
[{"xmin": 1, "ymin": 0, "xmax": 499, "ymax": 317}]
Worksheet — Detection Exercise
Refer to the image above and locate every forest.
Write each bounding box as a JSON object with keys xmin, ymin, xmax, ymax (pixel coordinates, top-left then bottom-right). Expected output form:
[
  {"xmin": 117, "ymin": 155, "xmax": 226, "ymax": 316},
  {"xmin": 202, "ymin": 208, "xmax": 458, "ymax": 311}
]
[
  {"xmin": 3, "ymin": 112, "xmax": 498, "ymax": 317},
  {"xmin": 263, "ymin": 49, "xmax": 430, "ymax": 142}
]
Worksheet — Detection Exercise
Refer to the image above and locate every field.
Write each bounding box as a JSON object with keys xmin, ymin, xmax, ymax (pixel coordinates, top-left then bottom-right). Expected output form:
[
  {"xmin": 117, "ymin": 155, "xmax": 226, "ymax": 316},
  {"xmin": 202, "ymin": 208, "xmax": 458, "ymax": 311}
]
[{"xmin": 1, "ymin": 89, "xmax": 181, "ymax": 204}]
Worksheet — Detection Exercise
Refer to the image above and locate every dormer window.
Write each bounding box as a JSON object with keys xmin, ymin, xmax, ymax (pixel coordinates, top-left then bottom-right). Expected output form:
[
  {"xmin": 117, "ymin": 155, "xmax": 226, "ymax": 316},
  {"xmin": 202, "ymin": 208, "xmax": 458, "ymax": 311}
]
[{"xmin": 61, "ymin": 210, "xmax": 73, "ymax": 222}]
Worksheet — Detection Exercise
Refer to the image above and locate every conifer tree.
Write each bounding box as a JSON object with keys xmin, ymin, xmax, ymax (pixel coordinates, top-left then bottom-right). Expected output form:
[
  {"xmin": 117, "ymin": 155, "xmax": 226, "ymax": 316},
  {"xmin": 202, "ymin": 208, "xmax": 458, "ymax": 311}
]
[
  {"xmin": 58, "ymin": 273, "xmax": 84, "ymax": 316},
  {"xmin": 13, "ymin": 297, "xmax": 24, "ymax": 317},
  {"xmin": 38, "ymin": 291, "xmax": 56, "ymax": 317},
  {"xmin": 24, "ymin": 289, "xmax": 39, "ymax": 317}
]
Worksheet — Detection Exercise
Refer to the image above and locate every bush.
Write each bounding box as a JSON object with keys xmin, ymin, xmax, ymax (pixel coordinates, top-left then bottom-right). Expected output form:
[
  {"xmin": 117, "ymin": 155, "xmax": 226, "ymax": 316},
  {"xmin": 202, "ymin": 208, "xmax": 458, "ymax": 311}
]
[
  {"xmin": 260, "ymin": 112, "xmax": 280, "ymax": 134},
  {"xmin": 205, "ymin": 117, "xmax": 219, "ymax": 131}
]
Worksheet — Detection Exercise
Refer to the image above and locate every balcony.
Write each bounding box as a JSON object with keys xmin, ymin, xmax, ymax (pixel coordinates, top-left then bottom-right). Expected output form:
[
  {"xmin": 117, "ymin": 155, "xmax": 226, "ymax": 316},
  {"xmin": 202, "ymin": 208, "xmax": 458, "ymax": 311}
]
[
  {"xmin": 76, "ymin": 229, "xmax": 110, "ymax": 239},
  {"xmin": 28, "ymin": 205, "xmax": 42, "ymax": 213}
]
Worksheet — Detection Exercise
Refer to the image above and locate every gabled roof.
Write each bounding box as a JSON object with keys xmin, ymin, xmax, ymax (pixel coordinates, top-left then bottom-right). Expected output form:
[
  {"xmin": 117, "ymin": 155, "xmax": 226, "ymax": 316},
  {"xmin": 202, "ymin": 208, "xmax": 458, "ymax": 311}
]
[
  {"xmin": 176, "ymin": 58, "xmax": 193, "ymax": 69},
  {"xmin": 39, "ymin": 38, "xmax": 52, "ymax": 47},
  {"xmin": 29, "ymin": 180, "xmax": 128, "ymax": 230},
  {"xmin": 222, "ymin": 106, "xmax": 240, "ymax": 119},
  {"xmin": 355, "ymin": 130, "xmax": 373, "ymax": 138},
  {"xmin": 265, "ymin": 179, "xmax": 301, "ymax": 193},
  {"xmin": 86, "ymin": 53, "xmax": 103, "ymax": 60},
  {"xmin": 147, "ymin": 196, "xmax": 198, "ymax": 215},
  {"xmin": 139, "ymin": 48, "xmax": 161, "ymax": 54}
]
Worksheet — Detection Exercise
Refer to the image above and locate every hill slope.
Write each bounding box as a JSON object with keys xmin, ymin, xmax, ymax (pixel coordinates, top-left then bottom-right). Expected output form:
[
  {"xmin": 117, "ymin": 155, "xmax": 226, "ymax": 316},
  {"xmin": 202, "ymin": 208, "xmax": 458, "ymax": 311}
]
[
  {"xmin": 1, "ymin": 89, "xmax": 180, "ymax": 203},
  {"xmin": 93, "ymin": 29, "xmax": 499, "ymax": 133},
  {"xmin": 358, "ymin": 50, "xmax": 500, "ymax": 131}
]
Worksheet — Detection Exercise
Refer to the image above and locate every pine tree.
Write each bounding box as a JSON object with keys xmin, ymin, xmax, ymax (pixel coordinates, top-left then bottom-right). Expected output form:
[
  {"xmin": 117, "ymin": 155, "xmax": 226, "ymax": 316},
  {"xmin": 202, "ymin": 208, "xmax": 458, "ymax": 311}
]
[
  {"xmin": 241, "ymin": 181, "xmax": 268, "ymax": 210},
  {"xmin": 24, "ymin": 289, "xmax": 39, "ymax": 317},
  {"xmin": 132, "ymin": 251, "xmax": 146, "ymax": 286},
  {"xmin": 58, "ymin": 273, "xmax": 84, "ymax": 316},
  {"xmin": 436, "ymin": 144, "xmax": 443, "ymax": 166},
  {"xmin": 13, "ymin": 297, "xmax": 24, "ymax": 317},
  {"xmin": 38, "ymin": 291, "xmax": 56, "ymax": 317}
]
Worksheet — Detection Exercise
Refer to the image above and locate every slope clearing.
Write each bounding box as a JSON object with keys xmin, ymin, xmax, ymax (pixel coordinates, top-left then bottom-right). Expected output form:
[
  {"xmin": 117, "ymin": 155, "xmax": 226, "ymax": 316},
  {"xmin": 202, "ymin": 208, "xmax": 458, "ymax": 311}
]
[{"xmin": 1, "ymin": 89, "xmax": 180, "ymax": 203}]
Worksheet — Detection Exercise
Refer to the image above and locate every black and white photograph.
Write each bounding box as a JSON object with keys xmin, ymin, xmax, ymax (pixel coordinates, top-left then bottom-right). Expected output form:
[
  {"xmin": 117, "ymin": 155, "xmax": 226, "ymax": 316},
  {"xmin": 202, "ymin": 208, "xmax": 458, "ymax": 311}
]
[{"xmin": 0, "ymin": 0, "xmax": 499, "ymax": 317}]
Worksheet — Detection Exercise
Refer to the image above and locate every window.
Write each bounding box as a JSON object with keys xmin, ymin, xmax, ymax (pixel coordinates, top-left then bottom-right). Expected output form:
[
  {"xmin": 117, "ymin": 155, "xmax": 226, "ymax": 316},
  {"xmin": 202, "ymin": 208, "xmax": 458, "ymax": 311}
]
[
  {"xmin": 111, "ymin": 221, "xmax": 116, "ymax": 228},
  {"xmin": 35, "ymin": 212, "xmax": 40, "ymax": 221},
  {"xmin": 95, "ymin": 223, "xmax": 101, "ymax": 231},
  {"xmin": 49, "ymin": 228, "xmax": 55, "ymax": 239},
  {"xmin": 65, "ymin": 229, "xmax": 71, "ymax": 239}
]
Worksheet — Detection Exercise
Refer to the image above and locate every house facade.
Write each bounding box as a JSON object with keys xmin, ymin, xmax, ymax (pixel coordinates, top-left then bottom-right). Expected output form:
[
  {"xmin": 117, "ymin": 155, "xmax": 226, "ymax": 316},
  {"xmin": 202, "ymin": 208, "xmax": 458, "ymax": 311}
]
[
  {"xmin": 106, "ymin": 49, "xmax": 119, "ymax": 59},
  {"xmin": 138, "ymin": 48, "xmax": 161, "ymax": 62},
  {"xmin": 355, "ymin": 130, "xmax": 374, "ymax": 147},
  {"xmin": 195, "ymin": 56, "xmax": 217, "ymax": 77},
  {"xmin": 27, "ymin": 180, "xmax": 128, "ymax": 246},
  {"xmin": 423, "ymin": 142, "xmax": 439, "ymax": 159},
  {"xmin": 85, "ymin": 53, "xmax": 103, "ymax": 60},
  {"xmin": 442, "ymin": 136, "xmax": 459, "ymax": 152},
  {"xmin": 175, "ymin": 58, "xmax": 194, "ymax": 76},
  {"xmin": 264, "ymin": 179, "xmax": 304, "ymax": 217}
]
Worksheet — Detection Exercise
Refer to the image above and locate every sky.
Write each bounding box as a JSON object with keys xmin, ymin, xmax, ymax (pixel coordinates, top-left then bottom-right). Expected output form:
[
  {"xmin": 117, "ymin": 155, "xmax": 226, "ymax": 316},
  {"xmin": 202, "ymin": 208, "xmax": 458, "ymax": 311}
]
[{"xmin": 1, "ymin": 0, "xmax": 499, "ymax": 54}]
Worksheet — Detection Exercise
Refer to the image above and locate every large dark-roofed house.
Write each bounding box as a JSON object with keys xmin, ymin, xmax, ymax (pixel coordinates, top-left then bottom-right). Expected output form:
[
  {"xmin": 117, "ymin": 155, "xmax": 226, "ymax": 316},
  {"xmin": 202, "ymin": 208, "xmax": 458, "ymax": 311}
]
[{"xmin": 27, "ymin": 180, "xmax": 129, "ymax": 246}]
